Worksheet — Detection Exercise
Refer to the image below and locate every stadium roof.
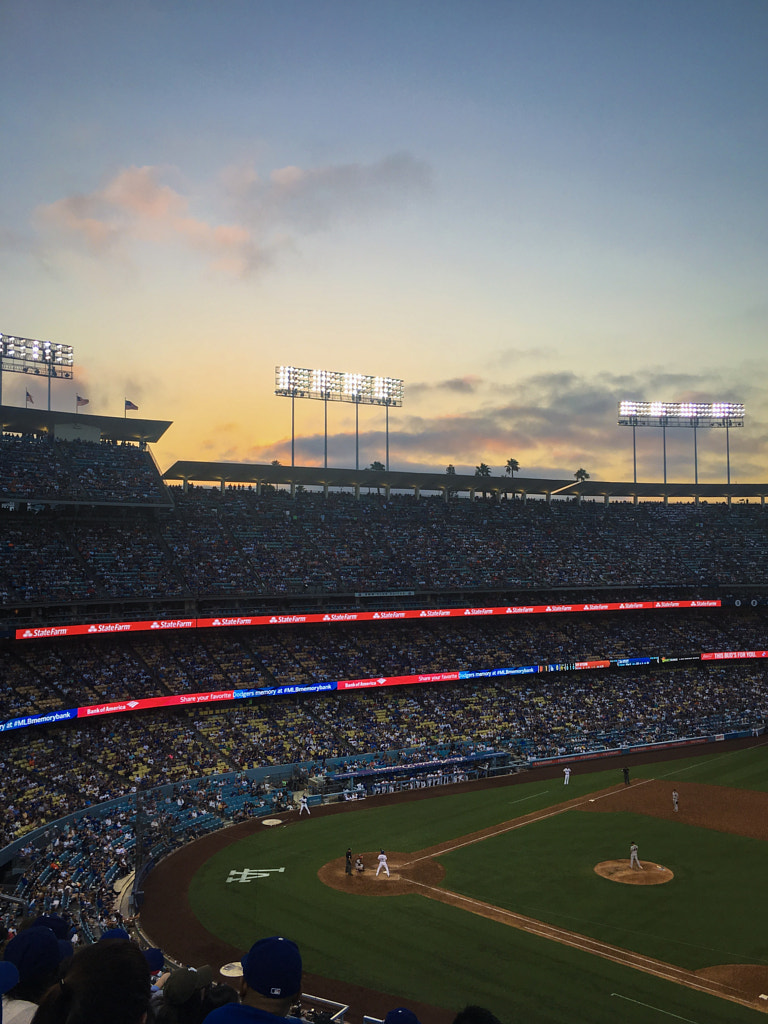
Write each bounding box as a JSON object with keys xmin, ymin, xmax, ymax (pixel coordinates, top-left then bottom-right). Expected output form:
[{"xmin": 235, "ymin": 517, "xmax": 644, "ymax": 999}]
[
  {"xmin": 1, "ymin": 405, "xmax": 172, "ymax": 443},
  {"xmin": 163, "ymin": 460, "xmax": 768, "ymax": 501}
]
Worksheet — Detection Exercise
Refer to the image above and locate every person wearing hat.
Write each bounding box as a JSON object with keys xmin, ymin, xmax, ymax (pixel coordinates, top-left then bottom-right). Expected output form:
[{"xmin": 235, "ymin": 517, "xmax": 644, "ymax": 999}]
[
  {"xmin": 1, "ymin": 961, "xmax": 21, "ymax": 1024},
  {"xmin": 2, "ymin": 926, "xmax": 68, "ymax": 1024},
  {"xmin": 30, "ymin": 938, "xmax": 150, "ymax": 1024},
  {"xmin": 203, "ymin": 937, "xmax": 302, "ymax": 1024},
  {"xmin": 154, "ymin": 965, "xmax": 213, "ymax": 1023},
  {"xmin": 384, "ymin": 1010, "xmax": 421, "ymax": 1024}
]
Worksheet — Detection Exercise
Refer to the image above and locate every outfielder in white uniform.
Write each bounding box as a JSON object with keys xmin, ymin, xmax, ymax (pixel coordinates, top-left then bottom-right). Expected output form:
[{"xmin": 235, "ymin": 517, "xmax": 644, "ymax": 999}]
[
  {"xmin": 563, "ymin": 767, "xmax": 571, "ymax": 785},
  {"xmin": 299, "ymin": 795, "xmax": 310, "ymax": 816},
  {"xmin": 376, "ymin": 850, "xmax": 390, "ymax": 877},
  {"xmin": 629, "ymin": 841, "xmax": 642, "ymax": 870}
]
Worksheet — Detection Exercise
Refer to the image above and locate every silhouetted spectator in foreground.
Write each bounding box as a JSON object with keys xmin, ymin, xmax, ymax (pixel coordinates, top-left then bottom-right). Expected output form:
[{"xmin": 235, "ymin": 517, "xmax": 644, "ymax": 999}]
[
  {"xmin": 31, "ymin": 939, "xmax": 150, "ymax": 1024},
  {"xmin": 155, "ymin": 965, "xmax": 213, "ymax": 1024},
  {"xmin": 452, "ymin": 1006, "xmax": 502, "ymax": 1024},
  {"xmin": 385, "ymin": 1009, "xmax": 421, "ymax": 1024},
  {"xmin": 1, "ymin": 961, "xmax": 21, "ymax": 1022},
  {"xmin": 203, "ymin": 937, "xmax": 302, "ymax": 1024},
  {"xmin": 3, "ymin": 926, "xmax": 69, "ymax": 1024}
]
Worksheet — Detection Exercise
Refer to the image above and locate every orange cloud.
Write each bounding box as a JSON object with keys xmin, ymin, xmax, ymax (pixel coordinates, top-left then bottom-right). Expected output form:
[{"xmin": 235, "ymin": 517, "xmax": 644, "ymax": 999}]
[{"xmin": 35, "ymin": 165, "xmax": 263, "ymax": 275}]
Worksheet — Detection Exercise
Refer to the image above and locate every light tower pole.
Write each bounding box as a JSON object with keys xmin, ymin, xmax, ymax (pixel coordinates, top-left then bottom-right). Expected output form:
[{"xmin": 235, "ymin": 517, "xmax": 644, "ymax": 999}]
[
  {"xmin": 275, "ymin": 366, "xmax": 404, "ymax": 471},
  {"xmin": 0, "ymin": 333, "xmax": 75, "ymax": 411},
  {"xmin": 618, "ymin": 400, "xmax": 745, "ymax": 488}
]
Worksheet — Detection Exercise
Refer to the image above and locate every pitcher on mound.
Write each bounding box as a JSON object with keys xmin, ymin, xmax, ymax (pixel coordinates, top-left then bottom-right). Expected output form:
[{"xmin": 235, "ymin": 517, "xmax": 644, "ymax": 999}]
[{"xmin": 629, "ymin": 841, "xmax": 643, "ymax": 870}]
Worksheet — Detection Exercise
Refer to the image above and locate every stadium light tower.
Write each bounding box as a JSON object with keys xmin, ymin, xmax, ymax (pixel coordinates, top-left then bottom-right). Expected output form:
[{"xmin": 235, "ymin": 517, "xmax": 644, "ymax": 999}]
[
  {"xmin": 618, "ymin": 400, "xmax": 745, "ymax": 486},
  {"xmin": 0, "ymin": 333, "xmax": 75, "ymax": 411},
  {"xmin": 275, "ymin": 366, "xmax": 404, "ymax": 470}
]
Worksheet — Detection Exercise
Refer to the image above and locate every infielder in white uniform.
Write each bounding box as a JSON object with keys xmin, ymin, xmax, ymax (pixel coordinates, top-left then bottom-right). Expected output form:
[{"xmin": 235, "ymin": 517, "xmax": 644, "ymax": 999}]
[
  {"xmin": 629, "ymin": 841, "xmax": 642, "ymax": 870},
  {"xmin": 672, "ymin": 790, "xmax": 679, "ymax": 813},
  {"xmin": 376, "ymin": 850, "xmax": 390, "ymax": 877},
  {"xmin": 563, "ymin": 767, "xmax": 571, "ymax": 785},
  {"xmin": 299, "ymin": 794, "xmax": 310, "ymax": 816}
]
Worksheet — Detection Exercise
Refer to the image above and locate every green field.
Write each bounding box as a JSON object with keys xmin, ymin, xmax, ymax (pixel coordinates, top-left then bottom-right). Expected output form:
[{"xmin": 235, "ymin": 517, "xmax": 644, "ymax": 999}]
[{"xmin": 188, "ymin": 744, "xmax": 768, "ymax": 1023}]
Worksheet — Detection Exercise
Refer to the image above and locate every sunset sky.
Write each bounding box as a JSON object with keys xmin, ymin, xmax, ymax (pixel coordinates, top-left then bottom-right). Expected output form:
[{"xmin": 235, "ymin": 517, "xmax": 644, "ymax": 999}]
[{"xmin": 2, "ymin": 0, "xmax": 767, "ymax": 483}]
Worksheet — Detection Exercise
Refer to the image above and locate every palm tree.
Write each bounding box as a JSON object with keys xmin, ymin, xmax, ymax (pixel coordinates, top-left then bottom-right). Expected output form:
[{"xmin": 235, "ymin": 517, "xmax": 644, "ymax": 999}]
[
  {"xmin": 505, "ymin": 458, "xmax": 519, "ymax": 477},
  {"xmin": 574, "ymin": 468, "xmax": 590, "ymax": 482},
  {"xmin": 445, "ymin": 464, "xmax": 456, "ymax": 476},
  {"xmin": 474, "ymin": 463, "xmax": 492, "ymax": 499}
]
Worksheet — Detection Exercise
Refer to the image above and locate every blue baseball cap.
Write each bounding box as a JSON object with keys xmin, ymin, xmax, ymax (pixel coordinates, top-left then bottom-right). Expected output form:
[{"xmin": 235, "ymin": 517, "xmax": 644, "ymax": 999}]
[
  {"xmin": 241, "ymin": 937, "xmax": 302, "ymax": 999},
  {"xmin": 0, "ymin": 961, "xmax": 20, "ymax": 993},
  {"xmin": 143, "ymin": 948, "xmax": 165, "ymax": 973},
  {"xmin": 3, "ymin": 927, "xmax": 63, "ymax": 983},
  {"xmin": 385, "ymin": 1010, "xmax": 421, "ymax": 1024},
  {"xmin": 32, "ymin": 915, "xmax": 70, "ymax": 940}
]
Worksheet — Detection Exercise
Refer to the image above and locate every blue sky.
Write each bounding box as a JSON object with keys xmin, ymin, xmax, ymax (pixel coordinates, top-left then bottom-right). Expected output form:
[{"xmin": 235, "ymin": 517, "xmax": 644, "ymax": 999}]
[{"xmin": 1, "ymin": 0, "xmax": 767, "ymax": 482}]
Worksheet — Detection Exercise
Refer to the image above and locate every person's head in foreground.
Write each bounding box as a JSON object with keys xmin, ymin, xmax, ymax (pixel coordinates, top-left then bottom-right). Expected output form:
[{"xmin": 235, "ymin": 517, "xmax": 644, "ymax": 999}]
[
  {"xmin": 452, "ymin": 1006, "xmax": 502, "ymax": 1024},
  {"xmin": 3, "ymin": 925, "xmax": 69, "ymax": 1009},
  {"xmin": 384, "ymin": 1008, "xmax": 421, "ymax": 1024},
  {"xmin": 205, "ymin": 937, "xmax": 302, "ymax": 1022},
  {"xmin": 31, "ymin": 939, "xmax": 151, "ymax": 1024}
]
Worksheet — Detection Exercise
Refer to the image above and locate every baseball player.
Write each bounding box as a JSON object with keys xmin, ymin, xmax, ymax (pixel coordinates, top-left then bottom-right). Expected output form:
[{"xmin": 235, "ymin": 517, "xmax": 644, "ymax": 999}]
[
  {"xmin": 376, "ymin": 850, "xmax": 390, "ymax": 877},
  {"xmin": 299, "ymin": 794, "xmax": 310, "ymax": 816},
  {"xmin": 629, "ymin": 841, "xmax": 642, "ymax": 870},
  {"xmin": 563, "ymin": 767, "xmax": 571, "ymax": 785},
  {"xmin": 672, "ymin": 789, "xmax": 679, "ymax": 813}
]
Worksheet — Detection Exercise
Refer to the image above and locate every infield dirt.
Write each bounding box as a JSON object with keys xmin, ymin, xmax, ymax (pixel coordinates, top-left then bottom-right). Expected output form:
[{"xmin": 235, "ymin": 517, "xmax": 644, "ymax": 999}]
[{"xmin": 138, "ymin": 741, "xmax": 768, "ymax": 1023}]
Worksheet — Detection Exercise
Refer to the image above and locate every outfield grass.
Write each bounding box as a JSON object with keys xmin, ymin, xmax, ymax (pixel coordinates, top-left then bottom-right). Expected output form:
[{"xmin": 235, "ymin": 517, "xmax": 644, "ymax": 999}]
[{"xmin": 187, "ymin": 745, "xmax": 768, "ymax": 1022}]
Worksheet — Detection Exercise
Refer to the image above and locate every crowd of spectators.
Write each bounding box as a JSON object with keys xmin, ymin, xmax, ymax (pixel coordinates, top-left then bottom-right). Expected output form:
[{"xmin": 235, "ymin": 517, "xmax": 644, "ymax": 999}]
[
  {"xmin": 1, "ymin": 624, "xmax": 766, "ymax": 848},
  {"xmin": 2, "ymin": 446, "xmax": 768, "ymax": 1020},
  {"xmin": 1, "ymin": 608, "xmax": 765, "ymax": 719},
  {"xmin": 0, "ymin": 434, "xmax": 170, "ymax": 505},
  {"xmin": 3, "ymin": 477, "xmax": 768, "ymax": 610}
]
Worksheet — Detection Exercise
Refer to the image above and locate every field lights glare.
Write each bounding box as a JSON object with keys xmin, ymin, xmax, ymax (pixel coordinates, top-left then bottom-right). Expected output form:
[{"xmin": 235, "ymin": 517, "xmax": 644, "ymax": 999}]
[
  {"xmin": 276, "ymin": 366, "xmax": 404, "ymax": 407},
  {"xmin": 1, "ymin": 332, "xmax": 76, "ymax": 409},
  {"xmin": 275, "ymin": 364, "xmax": 404, "ymax": 471},
  {"xmin": 618, "ymin": 398, "xmax": 745, "ymax": 487},
  {"xmin": 619, "ymin": 400, "xmax": 744, "ymax": 421}
]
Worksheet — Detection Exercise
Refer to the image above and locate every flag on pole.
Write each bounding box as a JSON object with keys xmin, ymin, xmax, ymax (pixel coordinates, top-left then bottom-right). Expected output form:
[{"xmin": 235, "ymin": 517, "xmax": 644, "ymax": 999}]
[
  {"xmin": 125, "ymin": 399, "xmax": 138, "ymax": 411},
  {"xmin": 25, "ymin": 390, "xmax": 34, "ymax": 404},
  {"xmin": 76, "ymin": 395, "xmax": 89, "ymax": 407}
]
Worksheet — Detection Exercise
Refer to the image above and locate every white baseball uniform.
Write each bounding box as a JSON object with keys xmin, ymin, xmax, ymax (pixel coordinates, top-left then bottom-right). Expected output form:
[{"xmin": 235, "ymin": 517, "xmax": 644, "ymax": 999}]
[
  {"xmin": 629, "ymin": 843, "xmax": 642, "ymax": 870},
  {"xmin": 299, "ymin": 795, "xmax": 310, "ymax": 816},
  {"xmin": 376, "ymin": 851, "xmax": 390, "ymax": 877},
  {"xmin": 563, "ymin": 767, "xmax": 571, "ymax": 785}
]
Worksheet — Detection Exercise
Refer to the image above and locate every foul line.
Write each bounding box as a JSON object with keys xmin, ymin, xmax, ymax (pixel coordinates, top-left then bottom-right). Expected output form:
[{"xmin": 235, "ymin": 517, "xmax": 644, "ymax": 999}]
[
  {"xmin": 405, "ymin": 877, "xmax": 757, "ymax": 1012},
  {"xmin": 397, "ymin": 779, "xmax": 764, "ymax": 1015},
  {"xmin": 610, "ymin": 993, "xmax": 703, "ymax": 1022},
  {"xmin": 403, "ymin": 780, "xmax": 652, "ymax": 867}
]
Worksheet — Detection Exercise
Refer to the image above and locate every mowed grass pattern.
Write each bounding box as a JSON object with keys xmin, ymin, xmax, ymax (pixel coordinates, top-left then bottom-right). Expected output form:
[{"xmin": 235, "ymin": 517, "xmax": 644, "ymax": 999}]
[{"xmin": 188, "ymin": 745, "xmax": 768, "ymax": 1022}]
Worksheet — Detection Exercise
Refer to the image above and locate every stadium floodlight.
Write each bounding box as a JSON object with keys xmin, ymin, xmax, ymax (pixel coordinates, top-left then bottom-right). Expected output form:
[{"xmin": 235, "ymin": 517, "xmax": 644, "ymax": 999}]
[
  {"xmin": 618, "ymin": 400, "xmax": 745, "ymax": 486},
  {"xmin": 618, "ymin": 400, "xmax": 744, "ymax": 427},
  {"xmin": 0, "ymin": 333, "xmax": 75, "ymax": 411},
  {"xmin": 275, "ymin": 365, "xmax": 404, "ymax": 470}
]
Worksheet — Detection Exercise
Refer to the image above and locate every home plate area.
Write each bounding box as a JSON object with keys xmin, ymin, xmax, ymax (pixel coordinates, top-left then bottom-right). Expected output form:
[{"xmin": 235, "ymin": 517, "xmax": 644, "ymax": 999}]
[{"xmin": 318, "ymin": 852, "xmax": 445, "ymax": 895}]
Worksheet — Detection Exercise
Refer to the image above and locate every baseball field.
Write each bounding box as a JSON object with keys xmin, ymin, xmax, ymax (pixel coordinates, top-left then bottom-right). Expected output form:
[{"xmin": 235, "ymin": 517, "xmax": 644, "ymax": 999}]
[{"xmin": 140, "ymin": 740, "xmax": 768, "ymax": 1023}]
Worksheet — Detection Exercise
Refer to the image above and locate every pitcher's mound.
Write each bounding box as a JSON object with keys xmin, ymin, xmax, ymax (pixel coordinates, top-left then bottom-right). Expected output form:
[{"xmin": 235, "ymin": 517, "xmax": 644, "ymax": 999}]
[{"xmin": 594, "ymin": 859, "xmax": 673, "ymax": 885}]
